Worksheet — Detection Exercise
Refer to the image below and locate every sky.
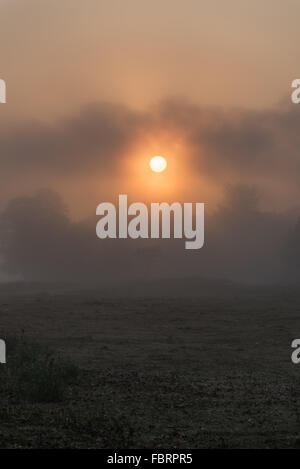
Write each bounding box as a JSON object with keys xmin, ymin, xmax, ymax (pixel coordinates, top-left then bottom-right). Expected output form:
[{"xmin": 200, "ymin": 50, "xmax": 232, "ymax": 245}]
[
  {"xmin": 0, "ymin": 0, "xmax": 300, "ymax": 283},
  {"xmin": 1, "ymin": 0, "xmax": 299, "ymax": 120}
]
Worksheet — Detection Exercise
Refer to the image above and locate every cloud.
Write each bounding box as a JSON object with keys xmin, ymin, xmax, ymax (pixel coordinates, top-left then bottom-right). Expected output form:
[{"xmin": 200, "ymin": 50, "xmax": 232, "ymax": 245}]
[
  {"xmin": 0, "ymin": 102, "xmax": 146, "ymax": 177},
  {"xmin": 1, "ymin": 98, "xmax": 300, "ymax": 212},
  {"xmin": 0, "ymin": 100, "xmax": 298, "ymax": 176},
  {"xmin": 156, "ymin": 99, "xmax": 300, "ymax": 181}
]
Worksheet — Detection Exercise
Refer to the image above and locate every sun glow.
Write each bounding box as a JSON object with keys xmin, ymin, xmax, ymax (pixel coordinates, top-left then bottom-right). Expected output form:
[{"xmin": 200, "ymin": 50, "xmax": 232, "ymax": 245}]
[{"xmin": 150, "ymin": 156, "xmax": 167, "ymax": 173}]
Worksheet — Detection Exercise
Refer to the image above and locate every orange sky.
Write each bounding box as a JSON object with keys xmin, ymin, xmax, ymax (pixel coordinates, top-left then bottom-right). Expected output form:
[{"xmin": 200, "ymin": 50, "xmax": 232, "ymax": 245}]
[
  {"xmin": 0, "ymin": 0, "xmax": 300, "ymax": 217},
  {"xmin": 0, "ymin": 0, "xmax": 299, "ymax": 122}
]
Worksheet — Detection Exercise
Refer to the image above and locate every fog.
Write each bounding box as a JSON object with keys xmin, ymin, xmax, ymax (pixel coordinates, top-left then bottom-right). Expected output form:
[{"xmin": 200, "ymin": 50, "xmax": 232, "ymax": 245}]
[
  {"xmin": 0, "ymin": 185, "xmax": 298, "ymax": 287},
  {"xmin": 1, "ymin": 99, "xmax": 300, "ymax": 287}
]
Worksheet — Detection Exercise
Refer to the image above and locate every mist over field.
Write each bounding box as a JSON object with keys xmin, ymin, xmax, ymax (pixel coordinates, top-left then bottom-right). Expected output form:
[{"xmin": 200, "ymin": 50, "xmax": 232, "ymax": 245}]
[{"xmin": 0, "ymin": 182, "xmax": 299, "ymax": 287}]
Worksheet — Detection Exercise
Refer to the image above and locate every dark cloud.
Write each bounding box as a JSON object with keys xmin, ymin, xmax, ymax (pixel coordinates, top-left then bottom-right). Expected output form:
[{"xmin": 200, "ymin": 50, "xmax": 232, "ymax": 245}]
[
  {"xmin": 0, "ymin": 102, "xmax": 146, "ymax": 176},
  {"xmin": 1, "ymin": 99, "xmax": 300, "ymax": 188},
  {"xmin": 157, "ymin": 100, "xmax": 300, "ymax": 181}
]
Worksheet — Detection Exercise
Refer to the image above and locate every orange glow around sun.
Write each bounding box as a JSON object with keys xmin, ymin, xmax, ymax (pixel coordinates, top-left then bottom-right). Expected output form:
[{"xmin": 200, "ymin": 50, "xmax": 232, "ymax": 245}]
[
  {"xmin": 119, "ymin": 131, "xmax": 193, "ymax": 202},
  {"xmin": 115, "ymin": 130, "xmax": 216, "ymax": 206}
]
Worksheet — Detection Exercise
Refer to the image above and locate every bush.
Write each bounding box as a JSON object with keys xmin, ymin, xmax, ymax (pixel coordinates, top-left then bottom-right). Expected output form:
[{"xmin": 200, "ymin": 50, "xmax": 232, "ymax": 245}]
[{"xmin": 0, "ymin": 334, "xmax": 78, "ymax": 403}]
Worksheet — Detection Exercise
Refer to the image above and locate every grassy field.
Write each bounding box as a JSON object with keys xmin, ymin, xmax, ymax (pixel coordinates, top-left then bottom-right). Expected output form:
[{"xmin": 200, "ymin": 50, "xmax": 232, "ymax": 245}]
[{"xmin": 0, "ymin": 283, "xmax": 299, "ymax": 448}]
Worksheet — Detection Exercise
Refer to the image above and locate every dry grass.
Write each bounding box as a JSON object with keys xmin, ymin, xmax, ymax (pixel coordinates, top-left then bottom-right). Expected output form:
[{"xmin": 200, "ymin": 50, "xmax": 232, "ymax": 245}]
[{"xmin": 0, "ymin": 285, "xmax": 299, "ymax": 448}]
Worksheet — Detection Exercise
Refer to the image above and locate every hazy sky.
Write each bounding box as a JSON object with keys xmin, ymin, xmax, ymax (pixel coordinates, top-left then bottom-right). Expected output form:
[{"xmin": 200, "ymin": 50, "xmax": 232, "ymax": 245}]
[
  {"xmin": 1, "ymin": 0, "xmax": 299, "ymax": 121},
  {"xmin": 0, "ymin": 0, "xmax": 300, "ymax": 216}
]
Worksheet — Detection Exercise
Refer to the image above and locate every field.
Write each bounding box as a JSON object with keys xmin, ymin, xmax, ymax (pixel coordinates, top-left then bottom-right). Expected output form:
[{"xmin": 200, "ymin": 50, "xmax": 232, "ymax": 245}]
[{"xmin": 0, "ymin": 282, "xmax": 299, "ymax": 448}]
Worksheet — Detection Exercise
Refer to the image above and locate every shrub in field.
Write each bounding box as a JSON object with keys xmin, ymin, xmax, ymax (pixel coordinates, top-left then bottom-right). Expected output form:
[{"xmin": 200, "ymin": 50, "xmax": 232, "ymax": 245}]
[{"xmin": 0, "ymin": 335, "xmax": 78, "ymax": 403}]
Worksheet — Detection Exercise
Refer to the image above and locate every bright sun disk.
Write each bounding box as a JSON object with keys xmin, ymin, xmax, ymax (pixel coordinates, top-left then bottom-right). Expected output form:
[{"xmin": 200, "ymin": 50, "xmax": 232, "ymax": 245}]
[{"xmin": 150, "ymin": 156, "xmax": 167, "ymax": 173}]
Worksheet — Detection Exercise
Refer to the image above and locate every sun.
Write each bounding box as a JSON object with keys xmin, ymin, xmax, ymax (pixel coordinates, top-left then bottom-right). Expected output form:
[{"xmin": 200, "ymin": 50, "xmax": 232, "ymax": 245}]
[{"xmin": 150, "ymin": 156, "xmax": 167, "ymax": 173}]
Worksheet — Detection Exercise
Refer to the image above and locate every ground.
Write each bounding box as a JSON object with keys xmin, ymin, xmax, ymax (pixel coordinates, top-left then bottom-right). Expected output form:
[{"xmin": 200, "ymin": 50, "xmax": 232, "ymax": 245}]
[{"xmin": 0, "ymin": 283, "xmax": 299, "ymax": 448}]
